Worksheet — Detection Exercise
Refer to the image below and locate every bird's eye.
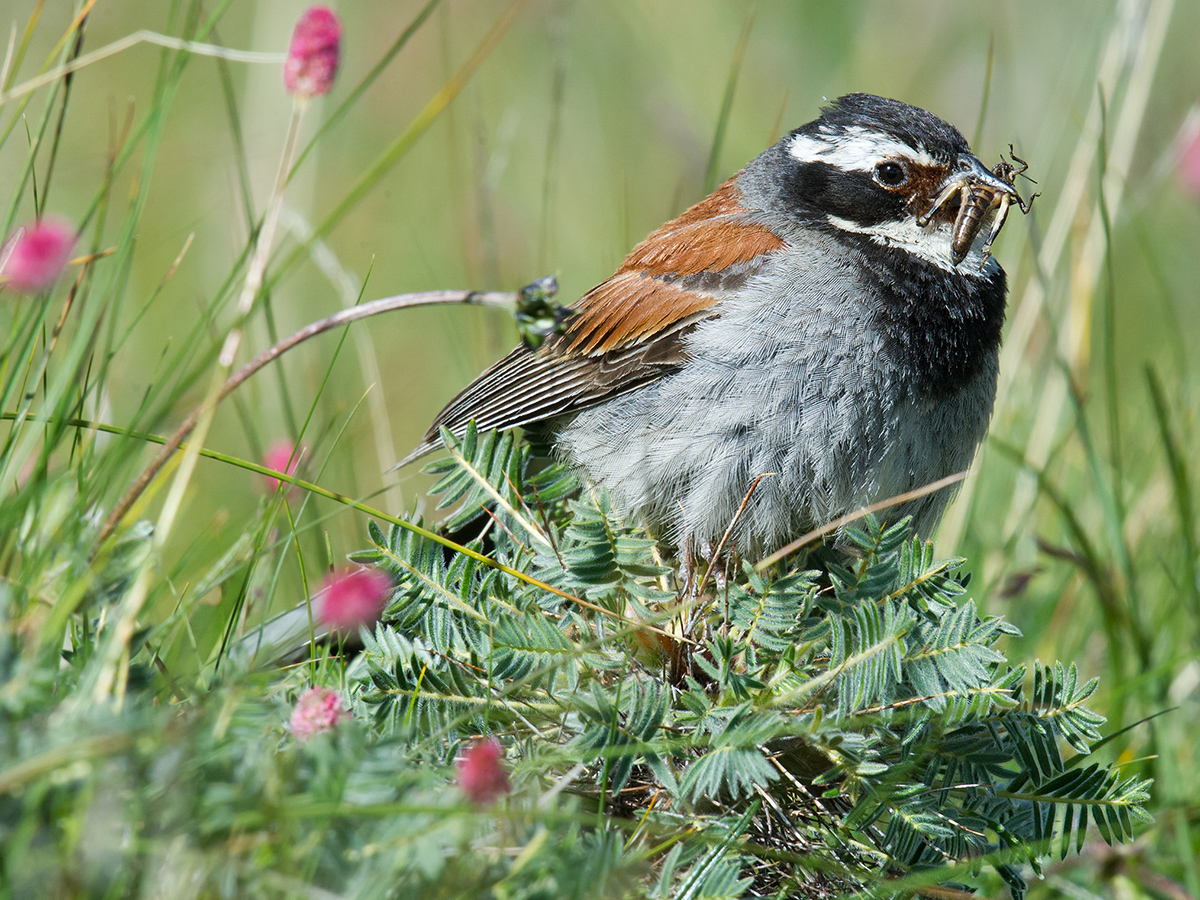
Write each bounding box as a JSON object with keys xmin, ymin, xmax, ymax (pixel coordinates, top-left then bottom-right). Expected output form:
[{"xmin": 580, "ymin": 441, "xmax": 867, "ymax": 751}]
[{"xmin": 874, "ymin": 161, "xmax": 908, "ymax": 187}]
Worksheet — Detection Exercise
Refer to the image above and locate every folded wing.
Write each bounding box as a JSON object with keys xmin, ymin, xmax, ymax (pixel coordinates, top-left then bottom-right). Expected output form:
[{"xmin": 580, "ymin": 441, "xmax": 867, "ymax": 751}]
[{"xmin": 397, "ymin": 175, "xmax": 785, "ymax": 467}]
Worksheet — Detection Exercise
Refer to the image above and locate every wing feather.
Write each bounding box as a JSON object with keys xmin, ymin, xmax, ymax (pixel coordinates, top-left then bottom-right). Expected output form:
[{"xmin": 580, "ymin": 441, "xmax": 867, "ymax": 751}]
[{"xmin": 396, "ymin": 173, "xmax": 785, "ymax": 467}]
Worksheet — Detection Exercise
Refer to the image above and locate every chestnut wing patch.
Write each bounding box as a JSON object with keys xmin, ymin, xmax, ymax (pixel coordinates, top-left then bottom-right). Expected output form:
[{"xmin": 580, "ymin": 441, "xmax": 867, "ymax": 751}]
[
  {"xmin": 563, "ymin": 177, "xmax": 784, "ymax": 356},
  {"xmin": 400, "ymin": 174, "xmax": 785, "ymax": 465},
  {"xmin": 564, "ymin": 273, "xmax": 707, "ymax": 356}
]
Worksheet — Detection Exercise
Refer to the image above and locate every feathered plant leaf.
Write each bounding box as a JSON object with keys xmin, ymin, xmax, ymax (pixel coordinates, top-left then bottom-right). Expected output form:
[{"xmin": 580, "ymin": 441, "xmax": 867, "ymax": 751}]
[{"xmin": 340, "ymin": 460, "xmax": 1151, "ymax": 899}]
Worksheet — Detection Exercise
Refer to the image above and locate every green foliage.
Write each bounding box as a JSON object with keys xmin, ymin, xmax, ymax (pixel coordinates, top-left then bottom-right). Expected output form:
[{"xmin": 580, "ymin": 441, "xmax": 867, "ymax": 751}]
[
  {"xmin": 337, "ymin": 433, "xmax": 1153, "ymax": 898},
  {"xmin": 6, "ymin": 423, "xmax": 1150, "ymax": 897},
  {"xmin": 0, "ymin": 2, "xmax": 1195, "ymax": 898}
]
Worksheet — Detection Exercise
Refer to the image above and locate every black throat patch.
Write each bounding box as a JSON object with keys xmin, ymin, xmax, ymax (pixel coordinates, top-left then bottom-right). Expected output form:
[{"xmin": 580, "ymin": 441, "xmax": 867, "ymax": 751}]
[{"xmin": 838, "ymin": 231, "xmax": 1007, "ymax": 399}]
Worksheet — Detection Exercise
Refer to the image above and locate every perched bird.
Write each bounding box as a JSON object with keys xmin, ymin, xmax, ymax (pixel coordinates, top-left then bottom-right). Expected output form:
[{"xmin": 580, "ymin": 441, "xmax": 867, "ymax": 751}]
[{"xmin": 401, "ymin": 94, "xmax": 1027, "ymax": 562}]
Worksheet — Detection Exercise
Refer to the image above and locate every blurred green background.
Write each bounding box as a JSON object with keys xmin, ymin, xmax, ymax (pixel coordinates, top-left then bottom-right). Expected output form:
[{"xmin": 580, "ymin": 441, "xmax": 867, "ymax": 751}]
[
  {"xmin": 5, "ymin": 0, "xmax": 1199, "ymax": 664},
  {"xmin": 2, "ymin": 0, "xmax": 1199, "ymax": 887},
  {"xmin": 4, "ymin": 2, "xmax": 1197, "ymax": 620}
]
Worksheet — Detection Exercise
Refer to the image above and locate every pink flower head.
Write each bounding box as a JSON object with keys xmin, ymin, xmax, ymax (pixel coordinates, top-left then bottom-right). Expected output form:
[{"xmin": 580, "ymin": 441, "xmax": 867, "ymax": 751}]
[
  {"xmin": 283, "ymin": 6, "xmax": 341, "ymax": 97},
  {"xmin": 457, "ymin": 737, "xmax": 511, "ymax": 805},
  {"xmin": 1, "ymin": 218, "xmax": 75, "ymax": 293},
  {"xmin": 317, "ymin": 567, "xmax": 391, "ymax": 633},
  {"xmin": 1178, "ymin": 114, "xmax": 1200, "ymax": 199},
  {"xmin": 262, "ymin": 439, "xmax": 305, "ymax": 493},
  {"xmin": 290, "ymin": 686, "xmax": 350, "ymax": 741}
]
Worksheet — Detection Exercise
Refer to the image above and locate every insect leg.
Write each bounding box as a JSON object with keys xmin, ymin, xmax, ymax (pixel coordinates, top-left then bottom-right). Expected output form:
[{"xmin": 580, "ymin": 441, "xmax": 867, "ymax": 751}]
[{"xmin": 978, "ymin": 193, "xmax": 1011, "ymax": 269}]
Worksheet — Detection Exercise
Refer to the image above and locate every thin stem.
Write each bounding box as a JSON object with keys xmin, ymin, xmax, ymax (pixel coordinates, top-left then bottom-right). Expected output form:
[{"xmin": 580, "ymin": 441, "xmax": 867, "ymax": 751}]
[
  {"xmin": 155, "ymin": 97, "xmax": 305, "ymax": 553},
  {"xmin": 94, "ymin": 94, "xmax": 310, "ymax": 704},
  {"xmin": 755, "ymin": 472, "xmax": 967, "ymax": 571},
  {"xmin": 0, "ymin": 29, "xmax": 284, "ymax": 106},
  {"xmin": 96, "ymin": 288, "xmax": 519, "ymax": 549}
]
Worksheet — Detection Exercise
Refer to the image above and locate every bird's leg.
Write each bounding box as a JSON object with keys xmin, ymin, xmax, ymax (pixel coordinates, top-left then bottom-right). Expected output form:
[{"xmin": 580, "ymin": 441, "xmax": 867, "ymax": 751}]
[
  {"xmin": 666, "ymin": 533, "xmax": 700, "ymax": 685},
  {"xmin": 700, "ymin": 539, "xmax": 739, "ymax": 639},
  {"xmin": 678, "ymin": 532, "xmax": 697, "ymax": 599},
  {"xmin": 676, "ymin": 535, "xmax": 726, "ymax": 673}
]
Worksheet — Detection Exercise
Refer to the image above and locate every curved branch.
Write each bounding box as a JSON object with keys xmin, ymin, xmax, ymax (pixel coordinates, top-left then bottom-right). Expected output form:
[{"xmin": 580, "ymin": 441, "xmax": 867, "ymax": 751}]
[{"xmin": 96, "ymin": 289, "xmax": 518, "ymax": 549}]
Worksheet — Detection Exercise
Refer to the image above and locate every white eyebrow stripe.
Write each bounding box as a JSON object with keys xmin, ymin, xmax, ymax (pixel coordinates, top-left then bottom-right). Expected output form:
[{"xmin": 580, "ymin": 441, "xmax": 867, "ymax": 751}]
[{"xmin": 789, "ymin": 126, "xmax": 938, "ymax": 172}]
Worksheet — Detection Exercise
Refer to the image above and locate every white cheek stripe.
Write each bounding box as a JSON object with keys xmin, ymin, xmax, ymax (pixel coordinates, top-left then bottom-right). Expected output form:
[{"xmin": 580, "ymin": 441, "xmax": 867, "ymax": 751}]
[
  {"xmin": 789, "ymin": 126, "xmax": 938, "ymax": 172},
  {"xmin": 827, "ymin": 214, "xmax": 993, "ymax": 277}
]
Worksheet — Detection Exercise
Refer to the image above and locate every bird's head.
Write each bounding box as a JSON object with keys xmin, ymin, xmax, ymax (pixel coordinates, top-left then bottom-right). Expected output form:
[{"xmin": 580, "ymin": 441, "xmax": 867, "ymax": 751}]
[{"xmin": 756, "ymin": 93, "xmax": 1023, "ymax": 272}]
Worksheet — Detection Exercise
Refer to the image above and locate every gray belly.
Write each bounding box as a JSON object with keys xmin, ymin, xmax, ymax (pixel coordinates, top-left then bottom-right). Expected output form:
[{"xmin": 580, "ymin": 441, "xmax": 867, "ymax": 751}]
[{"xmin": 556, "ymin": 248, "xmax": 999, "ymax": 556}]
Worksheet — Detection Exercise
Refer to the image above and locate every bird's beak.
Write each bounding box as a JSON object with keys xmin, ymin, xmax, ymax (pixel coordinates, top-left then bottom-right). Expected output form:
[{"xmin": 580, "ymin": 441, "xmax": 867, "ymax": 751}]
[
  {"xmin": 917, "ymin": 152, "xmax": 1023, "ymax": 266},
  {"xmin": 919, "ymin": 153, "xmax": 1016, "ymax": 226},
  {"xmin": 955, "ymin": 152, "xmax": 1016, "ymax": 196}
]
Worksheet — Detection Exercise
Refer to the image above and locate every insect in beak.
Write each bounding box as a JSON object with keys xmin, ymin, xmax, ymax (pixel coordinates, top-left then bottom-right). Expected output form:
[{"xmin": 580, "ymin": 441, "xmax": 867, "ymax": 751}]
[{"xmin": 918, "ymin": 148, "xmax": 1038, "ymax": 268}]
